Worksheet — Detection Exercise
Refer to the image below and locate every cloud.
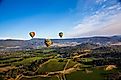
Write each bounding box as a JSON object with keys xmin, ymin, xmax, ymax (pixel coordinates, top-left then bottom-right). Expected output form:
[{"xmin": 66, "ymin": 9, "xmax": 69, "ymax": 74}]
[
  {"xmin": 66, "ymin": 1, "xmax": 121, "ymax": 37},
  {"xmin": 81, "ymin": 12, "xmax": 121, "ymax": 36},
  {"xmin": 96, "ymin": 0, "xmax": 107, "ymax": 4}
]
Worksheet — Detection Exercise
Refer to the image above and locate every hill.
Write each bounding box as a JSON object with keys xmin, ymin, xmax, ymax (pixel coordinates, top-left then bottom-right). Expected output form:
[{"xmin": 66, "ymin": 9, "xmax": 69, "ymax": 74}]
[{"xmin": 0, "ymin": 35, "xmax": 121, "ymax": 51}]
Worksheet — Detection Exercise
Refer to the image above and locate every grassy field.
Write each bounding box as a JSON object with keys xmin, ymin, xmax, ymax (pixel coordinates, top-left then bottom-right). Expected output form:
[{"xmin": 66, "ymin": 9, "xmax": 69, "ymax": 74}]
[
  {"xmin": 65, "ymin": 66, "xmax": 119, "ymax": 80},
  {"xmin": 38, "ymin": 59, "xmax": 67, "ymax": 73},
  {"xmin": 65, "ymin": 59, "xmax": 78, "ymax": 69},
  {"xmin": 80, "ymin": 58, "xmax": 94, "ymax": 62},
  {"xmin": 12, "ymin": 57, "xmax": 42, "ymax": 66},
  {"xmin": 66, "ymin": 68, "xmax": 105, "ymax": 80},
  {"xmin": 0, "ymin": 58, "xmax": 23, "ymax": 64},
  {"xmin": 42, "ymin": 49, "xmax": 56, "ymax": 53},
  {"xmin": 19, "ymin": 76, "xmax": 58, "ymax": 80}
]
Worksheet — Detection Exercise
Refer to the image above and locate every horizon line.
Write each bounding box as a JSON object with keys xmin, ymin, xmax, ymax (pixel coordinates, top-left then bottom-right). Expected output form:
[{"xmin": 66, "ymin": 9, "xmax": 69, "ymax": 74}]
[{"xmin": 0, "ymin": 34, "xmax": 121, "ymax": 40}]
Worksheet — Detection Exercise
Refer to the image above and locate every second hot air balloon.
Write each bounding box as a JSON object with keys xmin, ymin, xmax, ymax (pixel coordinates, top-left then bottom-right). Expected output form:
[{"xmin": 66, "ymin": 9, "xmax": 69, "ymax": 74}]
[
  {"xmin": 59, "ymin": 32, "xmax": 63, "ymax": 38},
  {"xmin": 29, "ymin": 32, "xmax": 35, "ymax": 38}
]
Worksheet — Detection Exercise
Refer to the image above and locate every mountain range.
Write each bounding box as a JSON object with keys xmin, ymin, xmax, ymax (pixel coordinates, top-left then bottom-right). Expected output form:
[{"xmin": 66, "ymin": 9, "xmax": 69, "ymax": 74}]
[{"xmin": 0, "ymin": 35, "xmax": 121, "ymax": 51}]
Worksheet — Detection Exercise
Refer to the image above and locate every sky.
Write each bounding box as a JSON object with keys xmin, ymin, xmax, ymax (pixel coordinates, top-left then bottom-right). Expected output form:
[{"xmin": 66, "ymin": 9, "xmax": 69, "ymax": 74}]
[{"xmin": 0, "ymin": 0, "xmax": 121, "ymax": 39}]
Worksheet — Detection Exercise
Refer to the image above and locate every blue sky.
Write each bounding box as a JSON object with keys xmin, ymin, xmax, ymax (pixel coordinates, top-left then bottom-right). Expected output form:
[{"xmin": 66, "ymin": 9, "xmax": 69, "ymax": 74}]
[{"xmin": 0, "ymin": 0, "xmax": 121, "ymax": 39}]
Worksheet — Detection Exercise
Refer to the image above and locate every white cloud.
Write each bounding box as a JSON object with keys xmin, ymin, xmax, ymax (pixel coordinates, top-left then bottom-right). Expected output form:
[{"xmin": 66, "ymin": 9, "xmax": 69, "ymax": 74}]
[
  {"xmin": 81, "ymin": 12, "xmax": 121, "ymax": 36},
  {"xmin": 96, "ymin": 0, "xmax": 107, "ymax": 4},
  {"xmin": 66, "ymin": 2, "xmax": 121, "ymax": 38}
]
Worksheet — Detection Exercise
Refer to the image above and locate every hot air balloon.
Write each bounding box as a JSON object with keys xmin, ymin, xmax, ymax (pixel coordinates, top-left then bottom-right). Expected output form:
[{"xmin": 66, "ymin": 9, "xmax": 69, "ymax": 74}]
[
  {"xmin": 59, "ymin": 32, "xmax": 63, "ymax": 38},
  {"xmin": 44, "ymin": 39, "xmax": 53, "ymax": 47},
  {"xmin": 29, "ymin": 32, "xmax": 35, "ymax": 38}
]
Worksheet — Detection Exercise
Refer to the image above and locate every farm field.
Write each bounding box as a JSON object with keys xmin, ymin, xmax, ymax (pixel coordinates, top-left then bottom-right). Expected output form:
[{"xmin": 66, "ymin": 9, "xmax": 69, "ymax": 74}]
[{"xmin": 0, "ymin": 45, "xmax": 121, "ymax": 80}]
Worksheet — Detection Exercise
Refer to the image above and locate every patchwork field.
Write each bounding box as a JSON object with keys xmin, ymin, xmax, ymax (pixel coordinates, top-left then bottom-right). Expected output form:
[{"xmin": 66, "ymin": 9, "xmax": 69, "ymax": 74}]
[{"xmin": 0, "ymin": 45, "xmax": 121, "ymax": 80}]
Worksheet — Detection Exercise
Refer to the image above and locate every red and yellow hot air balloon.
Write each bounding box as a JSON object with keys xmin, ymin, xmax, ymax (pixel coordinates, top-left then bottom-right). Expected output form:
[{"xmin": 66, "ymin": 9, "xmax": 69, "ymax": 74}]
[
  {"xmin": 59, "ymin": 32, "xmax": 63, "ymax": 38},
  {"xmin": 44, "ymin": 39, "xmax": 53, "ymax": 47},
  {"xmin": 29, "ymin": 32, "xmax": 35, "ymax": 38}
]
